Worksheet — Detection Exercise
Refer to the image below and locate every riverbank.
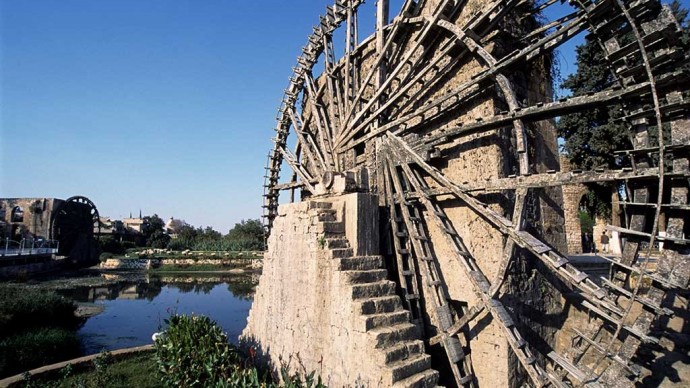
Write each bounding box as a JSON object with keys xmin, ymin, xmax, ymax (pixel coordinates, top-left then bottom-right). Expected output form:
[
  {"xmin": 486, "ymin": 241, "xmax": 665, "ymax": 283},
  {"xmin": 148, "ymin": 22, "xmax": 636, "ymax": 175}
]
[{"xmin": 99, "ymin": 249, "xmax": 263, "ymax": 272}]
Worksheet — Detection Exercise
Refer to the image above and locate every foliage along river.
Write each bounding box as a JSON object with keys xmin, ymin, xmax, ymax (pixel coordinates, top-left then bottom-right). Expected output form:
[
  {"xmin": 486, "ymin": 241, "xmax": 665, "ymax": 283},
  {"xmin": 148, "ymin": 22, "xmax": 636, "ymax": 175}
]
[{"xmin": 57, "ymin": 273, "xmax": 255, "ymax": 355}]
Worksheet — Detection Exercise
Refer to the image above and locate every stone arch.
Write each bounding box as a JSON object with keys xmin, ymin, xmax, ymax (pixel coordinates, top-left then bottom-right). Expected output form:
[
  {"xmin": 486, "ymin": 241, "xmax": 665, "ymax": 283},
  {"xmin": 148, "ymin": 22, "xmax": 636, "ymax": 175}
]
[
  {"xmin": 10, "ymin": 206, "xmax": 24, "ymax": 223},
  {"xmin": 562, "ymin": 184, "xmax": 588, "ymax": 254},
  {"xmin": 577, "ymin": 193, "xmax": 597, "ymax": 253},
  {"xmin": 559, "ymin": 156, "xmax": 591, "ymax": 255}
]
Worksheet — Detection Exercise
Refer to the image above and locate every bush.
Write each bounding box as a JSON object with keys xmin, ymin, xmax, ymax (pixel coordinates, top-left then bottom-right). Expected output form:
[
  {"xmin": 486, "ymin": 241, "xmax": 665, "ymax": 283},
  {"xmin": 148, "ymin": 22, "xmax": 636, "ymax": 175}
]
[
  {"xmin": 154, "ymin": 314, "xmax": 325, "ymax": 387},
  {"xmin": 0, "ymin": 286, "xmax": 80, "ymax": 334},
  {"xmin": 154, "ymin": 314, "xmax": 257, "ymax": 387},
  {"xmin": 99, "ymin": 237, "xmax": 125, "ymax": 254},
  {"xmin": 0, "ymin": 327, "xmax": 81, "ymax": 378},
  {"xmin": 147, "ymin": 231, "xmax": 171, "ymax": 249},
  {"xmin": 167, "ymin": 238, "xmax": 193, "ymax": 251},
  {"xmin": 192, "ymin": 238, "xmax": 263, "ymax": 252},
  {"xmin": 0, "ymin": 286, "xmax": 81, "ymax": 377},
  {"xmin": 22, "ymin": 352, "xmax": 161, "ymax": 388}
]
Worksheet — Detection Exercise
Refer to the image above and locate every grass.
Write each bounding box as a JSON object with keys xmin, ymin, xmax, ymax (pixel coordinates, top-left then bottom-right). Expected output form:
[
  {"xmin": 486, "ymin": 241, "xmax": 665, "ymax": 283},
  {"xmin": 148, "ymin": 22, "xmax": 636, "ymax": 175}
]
[
  {"xmin": 149, "ymin": 263, "xmax": 248, "ymax": 272},
  {"xmin": 0, "ymin": 285, "xmax": 82, "ymax": 378},
  {"xmin": 24, "ymin": 352, "xmax": 160, "ymax": 388},
  {"xmin": 112, "ymin": 250, "xmax": 263, "ymax": 260}
]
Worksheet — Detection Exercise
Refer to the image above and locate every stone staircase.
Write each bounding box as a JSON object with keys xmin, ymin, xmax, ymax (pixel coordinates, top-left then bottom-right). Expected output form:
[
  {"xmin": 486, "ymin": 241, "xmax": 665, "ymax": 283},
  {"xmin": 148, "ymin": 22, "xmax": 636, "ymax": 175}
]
[{"xmin": 309, "ymin": 201, "xmax": 440, "ymax": 387}]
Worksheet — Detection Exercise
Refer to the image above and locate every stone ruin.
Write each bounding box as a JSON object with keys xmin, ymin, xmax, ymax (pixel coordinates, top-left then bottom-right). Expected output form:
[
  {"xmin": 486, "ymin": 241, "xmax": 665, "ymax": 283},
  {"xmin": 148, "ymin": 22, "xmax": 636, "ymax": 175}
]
[
  {"xmin": 0, "ymin": 196, "xmax": 101, "ymax": 264},
  {"xmin": 244, "ymin": 0, "xmax": 690, "ymax": 386}
]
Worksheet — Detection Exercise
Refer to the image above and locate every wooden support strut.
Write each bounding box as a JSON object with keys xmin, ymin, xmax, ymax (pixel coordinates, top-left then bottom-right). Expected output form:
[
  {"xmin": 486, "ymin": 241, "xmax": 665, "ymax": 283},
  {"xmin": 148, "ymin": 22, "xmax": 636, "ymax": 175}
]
[
  {"xmin": 384, "ymin": 155, "xmax": 476, "ymax": 386},
  {"xmin": 384, "ymin": 133, "xmax": 666, "ymax": 346},
  {"xmin": 382, "ymin": 159, "xmax": 425, "ymax": 327},
  {"xmin": 336, "ymin": 0, "xmax": 458, "ymax": 148},
  {"xmin": 339, "ymin": 3, "xmax": 593, "ymax": 151},
  {"xmin": 383, "ymin": 139, "xmax": 554, "ymax": 388}
]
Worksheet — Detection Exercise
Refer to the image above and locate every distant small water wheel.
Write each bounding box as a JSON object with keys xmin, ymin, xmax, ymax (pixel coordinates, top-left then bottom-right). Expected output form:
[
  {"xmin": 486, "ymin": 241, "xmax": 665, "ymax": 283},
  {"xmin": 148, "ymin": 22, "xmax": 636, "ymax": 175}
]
[
  {"xmin": 51, "ymin": 195, "xmax": 100, "ymax": 263},
  {"xmin": 263, "ymin": 0, "xmax": 689, "ymax": 386}
]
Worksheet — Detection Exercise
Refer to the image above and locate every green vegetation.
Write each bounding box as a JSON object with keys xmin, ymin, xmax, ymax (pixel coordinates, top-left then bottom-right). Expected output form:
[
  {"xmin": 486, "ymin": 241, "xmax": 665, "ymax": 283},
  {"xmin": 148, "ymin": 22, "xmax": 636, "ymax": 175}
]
[
  {"xmin": 170, "ymin": 219, "xmax": 265, "ymax": 252},
  {"xmin": 99, "ymin": 237, "xmax": 137, "ymax": 255},
  {"xmin": 557, "ymin": 1, "xmax": 689, "ymax": 217},
  {"xmin": 142, "ymin": 215, "xmax": 170, "ymax": 249},
  {"xmin": 150, "ymin": 263, "xmax": 247, "ymax": 272},
  {"xmin": 155, "ymin": 314, "xmax": 256, "ymax": 386},
  {"xmin": 558, "ymin": 1, "xmax": 688, "ymax": 170},
  {"xmin": 578, "ymin": 210, "xmax": 595, "ymax": 234},
  {"xmin": 0, "ymin": 285, "xmax": 82, "ymax": 378},
  {"xmin": 22, "ymin": 352, "xmax": 160, "ymax": 388},
  {"xmin": 19, "ymin": 314, "xmax": 324, "ymax": 387},
  {"xmin": 154, "ymin": 314, "xmax": 324, "ymax": 387},
  {"xmin": 99, "ymin": 217, "xmax": 265, "ymax": 255}
]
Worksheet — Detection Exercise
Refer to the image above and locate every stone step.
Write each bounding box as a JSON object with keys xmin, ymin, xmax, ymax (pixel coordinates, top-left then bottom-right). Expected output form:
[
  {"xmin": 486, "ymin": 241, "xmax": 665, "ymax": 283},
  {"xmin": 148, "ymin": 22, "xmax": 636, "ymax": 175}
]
[
  {"xmin": 356, "ymin": 295, "xmax": 402, "ymax": 315},
  {"xmin": 325, "ymin": 237, "xmax": 349, "ymax": 249},
  {"xmin": 341, "ymin": 269, "xmax": 388, "ymax": 284},
  {"xmin": 389, "ymin": 354, "xmax": 433, "ymax": 385},
  {"xmin": 391, "ymin": 368, "xmax": 440, "ymax": 388},
  {"xmin": 352, "ymin": 281, "xmax": 397, "ymax": 300},
  {"xmin": 369, "ymin": 323, "xmax": 419, "ymax": 349},
  {"xmin": 315, "ymin": 221, "xmax": 345, "ymax": 234},
  {"xmin": 379, "ymin": 340, "xmax": 425, "ymax": 365},
  {"xmin": 329, "ymin": 247, "xmax": 354, "ymax": 258},
  {"xmin": 313, "ymin": 212, "xmax": 337, "ymax": 222},
  {"xmin": 359, "ymin": 310, "xmax": 412, "ymax": 331},
  {"xmin": 338, "ymin": 256, "xmax": 383, "ymax": 271},
  {"xmin": 307, "ymin": 201, "xmax": 333, "ymax": 210}
]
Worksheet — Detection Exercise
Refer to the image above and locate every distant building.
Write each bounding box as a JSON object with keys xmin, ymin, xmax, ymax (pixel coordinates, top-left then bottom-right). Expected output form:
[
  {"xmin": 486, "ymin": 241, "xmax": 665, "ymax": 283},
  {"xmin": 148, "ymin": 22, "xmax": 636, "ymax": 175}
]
[
  {"xmin": 122, "ymin": 217, "xmax": 145, "ymax": 233},
  {"xmin": 165, "ymin": 217, "xmax": 183, "ymax": 239},
  {"xmin": 0, "ymin": 196, "xmax": 100, "ymax": 263}
]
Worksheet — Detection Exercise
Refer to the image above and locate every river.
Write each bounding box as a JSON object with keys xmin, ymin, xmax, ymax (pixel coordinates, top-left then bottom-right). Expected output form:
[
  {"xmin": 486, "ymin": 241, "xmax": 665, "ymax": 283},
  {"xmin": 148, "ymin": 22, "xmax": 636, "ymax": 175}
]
[{"xmin": 55, "ymin": 272, "xmax": 256, "ymax": 355}]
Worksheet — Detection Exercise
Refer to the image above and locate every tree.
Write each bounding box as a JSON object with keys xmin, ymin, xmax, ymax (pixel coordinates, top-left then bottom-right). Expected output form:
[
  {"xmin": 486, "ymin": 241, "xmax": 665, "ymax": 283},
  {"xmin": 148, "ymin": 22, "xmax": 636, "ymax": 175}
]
[
  {"xmin": 197, "ymin": 226, "xmax": 222, "ymax": 241},
  {"xmin": 166, "ymin": 218, "xmax": 187, "ymax": 234},
  {"xmin": 557, "ymin": 36, "xmax": 630, "ymax": 170},
  {"xmin": 225, "ymin": 219, "xmax": 265, "ymax": 250},
  {"xmin": 226, "ymin": 219, "xmax": 264, "ymax": 243},
  {"xmin": 141, "ymin": 214, "xmax": 165, "ymax": 246},
  {"xmin": 147, "ymin": 230, "xmax": 171, "ymax": 249},
  {"xmin": 558, "ymin": 1, "xmax": 689, "ymax": 217},
  {"xmin": 176, "ymin": 224, "xmax": 198, "ymax": 241},
  {"xmin": 558, "ymin": 1, "xmax": 688, "ymax": 170}
]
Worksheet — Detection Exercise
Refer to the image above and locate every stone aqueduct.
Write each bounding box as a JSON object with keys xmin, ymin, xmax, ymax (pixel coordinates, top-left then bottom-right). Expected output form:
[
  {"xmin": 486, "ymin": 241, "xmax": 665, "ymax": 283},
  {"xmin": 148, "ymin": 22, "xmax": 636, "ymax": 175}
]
[{"xmin": 244, "ymin": 0, "xmax": 690, "ymax": 387}]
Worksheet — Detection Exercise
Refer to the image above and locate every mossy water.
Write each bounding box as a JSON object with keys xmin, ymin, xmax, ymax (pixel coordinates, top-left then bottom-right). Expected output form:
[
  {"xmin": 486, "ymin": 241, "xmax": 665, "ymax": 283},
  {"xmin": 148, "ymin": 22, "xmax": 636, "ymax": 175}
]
[
  {"xmin": 61, "ymin": 274, "xmax": 255, "ymax": 354},
  {"xmin": 1, "ymin": 271, "xmax": 256, "ymax": 379}
]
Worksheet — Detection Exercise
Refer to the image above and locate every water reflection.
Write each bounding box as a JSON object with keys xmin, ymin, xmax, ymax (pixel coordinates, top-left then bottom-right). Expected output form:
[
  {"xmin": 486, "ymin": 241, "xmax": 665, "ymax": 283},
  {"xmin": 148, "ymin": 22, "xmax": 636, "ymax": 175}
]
[{"xmin": 59, "ymin": 274, "xmax": 256, "ymax": 355}]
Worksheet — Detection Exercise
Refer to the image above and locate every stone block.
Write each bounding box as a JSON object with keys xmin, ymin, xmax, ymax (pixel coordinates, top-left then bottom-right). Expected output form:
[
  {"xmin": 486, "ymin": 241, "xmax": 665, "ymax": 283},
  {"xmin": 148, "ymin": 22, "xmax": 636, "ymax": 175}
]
[
  {"xmin": 340, "ymin": 269, "xmax": 388, "ymax": 284},
  {"xmin": 379, "ymin": 340, "xmax": 425, "ymax": 365},
  {"xmin": 356, "ymin": 295, "xmax": 402, "ymax": 315},
  {"xmin": 351, "ymin": 281, "xmax": 397, "ymax": 300}
]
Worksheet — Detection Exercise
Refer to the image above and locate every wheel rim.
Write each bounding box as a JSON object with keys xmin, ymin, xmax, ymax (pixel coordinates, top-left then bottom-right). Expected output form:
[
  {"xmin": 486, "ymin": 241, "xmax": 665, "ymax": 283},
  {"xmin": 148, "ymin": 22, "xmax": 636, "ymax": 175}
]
[
  {"xmin": 51, "ymin": 196, "xmax": 100, "ymax": 257},
  {"xmin": 263, "ymin": 1, "xmax": 690, "ymax": 386}
]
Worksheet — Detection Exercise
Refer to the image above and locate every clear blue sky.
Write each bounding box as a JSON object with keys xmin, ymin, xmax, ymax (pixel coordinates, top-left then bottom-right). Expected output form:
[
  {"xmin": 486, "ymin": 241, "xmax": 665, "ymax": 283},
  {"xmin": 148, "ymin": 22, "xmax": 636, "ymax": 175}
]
[{"xmin": 1, "ymin": 0, "xmax": 687, "ymax": 233}]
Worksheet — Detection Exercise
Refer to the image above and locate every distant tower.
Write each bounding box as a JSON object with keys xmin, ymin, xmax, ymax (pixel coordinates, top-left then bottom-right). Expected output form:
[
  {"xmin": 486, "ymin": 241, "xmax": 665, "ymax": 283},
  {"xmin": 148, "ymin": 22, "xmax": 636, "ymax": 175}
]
[
  {"xmin": 139, "ymin": 209, "xmax": 142, "ymax": 219},
  {"xmin": 129, "ymin": 212, "xmax": 132, "ymax": 218}
]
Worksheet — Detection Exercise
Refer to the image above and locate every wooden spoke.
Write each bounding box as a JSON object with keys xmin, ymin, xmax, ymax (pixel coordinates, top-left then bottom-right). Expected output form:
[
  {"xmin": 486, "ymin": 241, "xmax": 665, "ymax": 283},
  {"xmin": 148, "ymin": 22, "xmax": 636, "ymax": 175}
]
[{"xmin": 264, "ymin": 0, "xmax": 690, "ymax": 385}]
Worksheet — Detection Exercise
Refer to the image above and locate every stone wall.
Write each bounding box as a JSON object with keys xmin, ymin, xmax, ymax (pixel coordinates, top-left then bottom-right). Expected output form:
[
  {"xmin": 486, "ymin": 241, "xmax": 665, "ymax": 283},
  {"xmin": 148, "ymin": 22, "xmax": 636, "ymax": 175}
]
[
  {"xmin": 559, "ymin": 156, "xmax": 616, "ymax": 255},
  {"xmin": 0, "ymin": 258, "xmax": 64, "ymax": 279},
  {"xmin": 0, "ymin": 198, "xmax": 61, "ymax": 240},
  {"xmin": 243, "ymin": 193, "xmax": 439, "ymax": 387},
  {"xmin": 99, "ymin": 258, "xmax": 255, "ymax": 270},
  {"xmin": 560, "ymin": 156, "xmax": 589, "ymax": 255}
]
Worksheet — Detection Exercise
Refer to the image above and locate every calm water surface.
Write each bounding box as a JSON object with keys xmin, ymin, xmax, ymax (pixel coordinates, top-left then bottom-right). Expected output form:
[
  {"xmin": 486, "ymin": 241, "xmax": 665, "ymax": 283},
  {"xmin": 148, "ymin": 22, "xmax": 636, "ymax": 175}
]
[{"xmin": 61, "ymin": 274, "xmax": 254, "ymax": 355}]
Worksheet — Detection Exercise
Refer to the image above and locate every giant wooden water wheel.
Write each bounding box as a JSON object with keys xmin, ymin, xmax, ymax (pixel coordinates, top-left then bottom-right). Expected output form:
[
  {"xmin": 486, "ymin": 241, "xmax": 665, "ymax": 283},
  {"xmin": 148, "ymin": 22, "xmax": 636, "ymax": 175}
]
[
  {"xmin": 51, "ymin": 195, "xmax": 100, "ymax": 262},
  {"xmin": 263, "ymin": 0, "xmax": 689, "ymax": 386}
]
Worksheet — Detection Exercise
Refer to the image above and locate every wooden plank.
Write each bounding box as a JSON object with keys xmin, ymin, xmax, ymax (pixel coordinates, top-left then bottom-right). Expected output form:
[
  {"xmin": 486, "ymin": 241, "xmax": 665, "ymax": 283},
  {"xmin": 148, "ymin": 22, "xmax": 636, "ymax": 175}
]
[{"xmin": 547, "ymin": 351, "xmax": 589, "ymax": 383}]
